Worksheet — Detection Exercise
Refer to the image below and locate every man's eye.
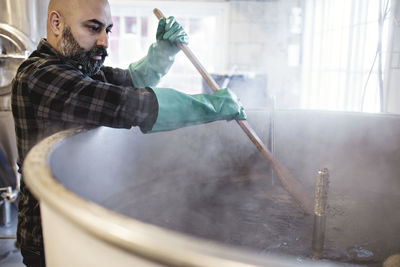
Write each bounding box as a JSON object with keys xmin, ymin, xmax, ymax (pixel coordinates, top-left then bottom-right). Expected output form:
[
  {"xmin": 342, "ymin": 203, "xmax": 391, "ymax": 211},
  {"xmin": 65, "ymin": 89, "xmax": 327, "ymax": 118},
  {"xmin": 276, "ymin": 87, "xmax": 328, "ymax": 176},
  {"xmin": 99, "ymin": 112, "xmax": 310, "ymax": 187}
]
[
  {"xmin": 106, "ymin": 28, "xmax": 112, "ymax": 34},
  {"xmin": 89, "ymin": 26, "xmax": 100, "ymax": 32}
]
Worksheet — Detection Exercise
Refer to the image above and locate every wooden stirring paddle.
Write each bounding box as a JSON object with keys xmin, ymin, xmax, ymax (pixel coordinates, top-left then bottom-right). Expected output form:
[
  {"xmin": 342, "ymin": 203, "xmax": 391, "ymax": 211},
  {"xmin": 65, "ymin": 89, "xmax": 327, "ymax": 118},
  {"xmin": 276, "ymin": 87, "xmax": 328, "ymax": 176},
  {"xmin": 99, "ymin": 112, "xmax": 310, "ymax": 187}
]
[{"xmin": 153, "ymin": 8, "xmax": 314, "ymax": 215}]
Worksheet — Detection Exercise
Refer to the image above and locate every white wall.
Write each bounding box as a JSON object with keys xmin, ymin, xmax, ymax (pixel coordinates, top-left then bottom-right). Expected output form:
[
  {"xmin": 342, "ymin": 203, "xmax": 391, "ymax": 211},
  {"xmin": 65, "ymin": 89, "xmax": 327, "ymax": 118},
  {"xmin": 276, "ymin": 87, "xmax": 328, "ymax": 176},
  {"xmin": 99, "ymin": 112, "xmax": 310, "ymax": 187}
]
[{"xmin": 227, "ymin": 0, "xmax": 302, "ymax": 108}]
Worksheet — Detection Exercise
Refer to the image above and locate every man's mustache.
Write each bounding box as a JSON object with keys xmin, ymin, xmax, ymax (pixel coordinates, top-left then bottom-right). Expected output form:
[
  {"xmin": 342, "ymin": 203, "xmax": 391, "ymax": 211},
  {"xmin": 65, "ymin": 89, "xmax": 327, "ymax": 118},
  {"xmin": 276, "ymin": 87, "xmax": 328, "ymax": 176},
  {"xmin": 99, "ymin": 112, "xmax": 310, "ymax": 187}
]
[{"xmin": 89, "ymin": 46, "xmax": 108, "ymax": 58}]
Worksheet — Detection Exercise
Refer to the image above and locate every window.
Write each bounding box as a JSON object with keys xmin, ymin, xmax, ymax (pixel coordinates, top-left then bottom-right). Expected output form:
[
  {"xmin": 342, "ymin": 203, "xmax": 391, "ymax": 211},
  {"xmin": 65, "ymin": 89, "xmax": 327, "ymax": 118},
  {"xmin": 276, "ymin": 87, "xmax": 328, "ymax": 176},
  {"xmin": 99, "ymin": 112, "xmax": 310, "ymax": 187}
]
[
  {"xmin": 301, "ymin": 0, "xmax": 392, "ymax": 113},
  {"xmin": 106, "ymin": 1, "xmax": 228, "ymax": 94}
]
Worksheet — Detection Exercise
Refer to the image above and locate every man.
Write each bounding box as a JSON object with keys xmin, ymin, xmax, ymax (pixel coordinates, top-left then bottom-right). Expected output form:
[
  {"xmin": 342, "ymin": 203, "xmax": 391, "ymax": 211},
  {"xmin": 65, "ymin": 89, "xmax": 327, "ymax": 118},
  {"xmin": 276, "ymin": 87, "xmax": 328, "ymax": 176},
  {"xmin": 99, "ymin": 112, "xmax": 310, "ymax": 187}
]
[{"xmin": 12, "ymin": 0, "xmax": 245, "ymax": 266}]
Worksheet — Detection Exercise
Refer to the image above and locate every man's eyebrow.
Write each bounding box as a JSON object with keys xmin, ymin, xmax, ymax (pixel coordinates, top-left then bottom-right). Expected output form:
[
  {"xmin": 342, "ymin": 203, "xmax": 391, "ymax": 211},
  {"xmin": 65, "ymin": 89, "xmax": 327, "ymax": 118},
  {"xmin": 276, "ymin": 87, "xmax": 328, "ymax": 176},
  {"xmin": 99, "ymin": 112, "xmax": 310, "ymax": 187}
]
[{"xmin": 85, "ymin": 19, "xmax": 113, "ymax": 28}]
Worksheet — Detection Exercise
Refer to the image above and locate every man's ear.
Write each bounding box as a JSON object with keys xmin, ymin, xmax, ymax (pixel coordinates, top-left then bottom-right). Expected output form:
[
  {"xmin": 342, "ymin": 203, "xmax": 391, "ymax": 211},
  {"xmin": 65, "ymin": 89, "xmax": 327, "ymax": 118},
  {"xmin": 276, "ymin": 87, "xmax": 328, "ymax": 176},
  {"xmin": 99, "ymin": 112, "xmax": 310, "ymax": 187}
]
[{"xmin": 48, "ymin": 11, "xmax": 63, "ymax": 36}]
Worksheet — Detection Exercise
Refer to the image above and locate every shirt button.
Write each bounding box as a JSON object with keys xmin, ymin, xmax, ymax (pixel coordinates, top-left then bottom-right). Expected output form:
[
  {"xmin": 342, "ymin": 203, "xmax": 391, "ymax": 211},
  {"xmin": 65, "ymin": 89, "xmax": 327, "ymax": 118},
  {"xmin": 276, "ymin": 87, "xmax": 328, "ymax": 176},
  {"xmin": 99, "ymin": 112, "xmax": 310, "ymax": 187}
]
[{"xmin": 78, "ymin": 65, "xmax": 82, "ymax": 70}]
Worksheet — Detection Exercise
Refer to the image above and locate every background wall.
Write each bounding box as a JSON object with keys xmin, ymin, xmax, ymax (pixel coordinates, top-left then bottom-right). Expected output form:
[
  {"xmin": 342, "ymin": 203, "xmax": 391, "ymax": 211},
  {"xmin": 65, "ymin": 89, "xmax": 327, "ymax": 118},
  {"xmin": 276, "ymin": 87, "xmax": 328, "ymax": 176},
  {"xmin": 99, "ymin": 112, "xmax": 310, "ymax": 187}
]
[{"xmin": 227, "ymin": 0, "xmax": 302, "ymax": 109}]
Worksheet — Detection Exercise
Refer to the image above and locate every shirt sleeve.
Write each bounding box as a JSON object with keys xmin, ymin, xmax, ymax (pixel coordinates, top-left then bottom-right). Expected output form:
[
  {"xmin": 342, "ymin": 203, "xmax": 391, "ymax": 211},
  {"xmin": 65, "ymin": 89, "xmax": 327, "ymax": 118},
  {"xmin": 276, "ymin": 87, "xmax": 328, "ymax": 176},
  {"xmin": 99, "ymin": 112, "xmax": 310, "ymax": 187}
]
[
  {"xmin": 28, "ymin": 62, "xmax": 158, "ymax": 131},
  {"xmin": 99, "ymin": 66, "xmax": 134, "ymax": 87}
]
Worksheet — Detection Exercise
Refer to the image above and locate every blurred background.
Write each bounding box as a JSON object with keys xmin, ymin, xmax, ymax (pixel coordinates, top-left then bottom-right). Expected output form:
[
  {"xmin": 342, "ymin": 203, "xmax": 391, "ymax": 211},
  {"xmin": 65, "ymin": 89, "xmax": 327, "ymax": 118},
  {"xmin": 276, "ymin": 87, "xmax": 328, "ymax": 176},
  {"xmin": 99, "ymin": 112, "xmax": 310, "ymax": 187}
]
[
  {"xmin": 104, "ymin": 0, "xmax": 399, "ymax": 114},
  {"xmin": 2, "ymin": 0, "xmax": 399, "ymax": 113}
]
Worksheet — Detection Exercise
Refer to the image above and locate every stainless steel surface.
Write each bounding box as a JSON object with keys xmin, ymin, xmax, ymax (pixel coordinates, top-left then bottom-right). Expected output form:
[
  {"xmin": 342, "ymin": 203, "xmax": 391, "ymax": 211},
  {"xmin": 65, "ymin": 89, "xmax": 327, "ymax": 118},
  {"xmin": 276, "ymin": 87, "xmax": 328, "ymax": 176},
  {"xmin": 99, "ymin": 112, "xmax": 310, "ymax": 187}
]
[
  {"xmin": 0, "ymin": 0, "xmax": 47, "ymax": 180},
  {"xmin": 0, "ymin": 111, "xmax": 17, "ymax": 187},
  {"xmin": 312, "ymin": 169, "xmax": 329, "ymax": 259},
  {"xmin": 0, "ymin": 23, "xmax": 33, "ymax": 53},
  {"xmin": 0, "ymin": 57, "xmax": 24, "ymax": 97},
  {"xmin": 0, "ymin": 0, "xmax": 48, "ymax": 46},
  {"xmin": 0, "ymin": 95, "xmax": 10, "ymax": 111},
  {"xmin": 313, "ymin": 169, "xmax": 329, "ymax": 217},
  {"xmin": 0, "ymin": 23, "xmax": 30, "ymax": 96},
  {"xmin": 0, "ymin": 187, "xmax": 12, "ymax": 227},
  {"xmin": 24, "ymin": 110, "xmax": 400, "ymax": 266},
  {"xmin": 0, "ymin": 201, "xmax": 22, "ymax": 266},
  {"xmin": 0, "ymin": 0, "xmax": 48, "ymax": 96}
]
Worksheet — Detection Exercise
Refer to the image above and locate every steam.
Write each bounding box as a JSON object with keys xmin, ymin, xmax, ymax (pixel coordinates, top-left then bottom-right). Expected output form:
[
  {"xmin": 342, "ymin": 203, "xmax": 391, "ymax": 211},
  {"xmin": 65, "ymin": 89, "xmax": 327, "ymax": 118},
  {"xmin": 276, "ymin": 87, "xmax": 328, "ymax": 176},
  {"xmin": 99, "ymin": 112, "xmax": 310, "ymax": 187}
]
[{"xmin": 49, "ymin": 109, "xmax": 400, "ymax": 263}]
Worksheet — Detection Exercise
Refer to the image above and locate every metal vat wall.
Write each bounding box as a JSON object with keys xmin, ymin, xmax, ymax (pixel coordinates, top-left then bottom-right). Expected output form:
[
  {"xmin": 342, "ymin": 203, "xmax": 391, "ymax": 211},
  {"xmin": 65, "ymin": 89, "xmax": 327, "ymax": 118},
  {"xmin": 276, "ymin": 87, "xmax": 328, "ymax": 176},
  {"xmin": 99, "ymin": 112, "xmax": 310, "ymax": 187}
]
[
  {"xmin": 0, "ymin": 0, "xmax": 48, "ymax": 45},
  {"xmin": 0, "ymin": 0, "xmax": 48, "ymax": 194},
  {"xmin": 0, "ymin": 0, "xmax": 49, "ymax": 96},
  {"xmin": 24, "ymin": 110, "xmax": 400, "ymax": 266}
]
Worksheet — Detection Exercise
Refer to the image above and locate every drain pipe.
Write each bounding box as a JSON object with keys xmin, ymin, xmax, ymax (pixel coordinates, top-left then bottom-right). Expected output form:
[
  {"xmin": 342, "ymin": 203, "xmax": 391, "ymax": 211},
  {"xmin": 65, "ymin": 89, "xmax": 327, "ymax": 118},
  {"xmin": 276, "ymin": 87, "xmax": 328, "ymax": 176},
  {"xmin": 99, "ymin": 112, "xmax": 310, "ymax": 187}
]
[{"xmin": 311, "ymin": 168, "xmax": 329, "ymax": 259}]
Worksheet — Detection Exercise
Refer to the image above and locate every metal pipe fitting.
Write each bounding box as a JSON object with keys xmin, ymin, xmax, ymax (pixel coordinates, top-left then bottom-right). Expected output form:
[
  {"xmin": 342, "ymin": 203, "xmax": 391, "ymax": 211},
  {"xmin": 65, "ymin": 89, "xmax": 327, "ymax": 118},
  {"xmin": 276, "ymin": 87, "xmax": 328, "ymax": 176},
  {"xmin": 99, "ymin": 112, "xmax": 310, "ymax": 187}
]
[
  {"xmin": 311, "ymin": 168, "xmax": 330, "ymax": 259},
  {"xmin": 0, "ymin": 186, "xmax": 12, "ymax": 227}
]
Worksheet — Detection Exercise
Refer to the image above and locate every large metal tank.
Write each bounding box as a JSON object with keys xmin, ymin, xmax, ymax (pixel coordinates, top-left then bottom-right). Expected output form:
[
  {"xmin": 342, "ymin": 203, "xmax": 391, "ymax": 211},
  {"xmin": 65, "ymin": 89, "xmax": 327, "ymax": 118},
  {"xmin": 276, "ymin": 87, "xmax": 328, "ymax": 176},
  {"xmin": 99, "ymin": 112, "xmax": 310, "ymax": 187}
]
[
  {"xmin": 0, "ymin": 0, "xmax": 48, "ymax": 190},
  {"xmin": 0, "ymin": 0, "xmax": 48, "ymax": 45},
  {"xmin": 23, "ymin": 110, "xmax": 400, "ymax": 266},
  {"xmin": 0, "ymin": 0, "xmax": 48, "ymax": 96}
]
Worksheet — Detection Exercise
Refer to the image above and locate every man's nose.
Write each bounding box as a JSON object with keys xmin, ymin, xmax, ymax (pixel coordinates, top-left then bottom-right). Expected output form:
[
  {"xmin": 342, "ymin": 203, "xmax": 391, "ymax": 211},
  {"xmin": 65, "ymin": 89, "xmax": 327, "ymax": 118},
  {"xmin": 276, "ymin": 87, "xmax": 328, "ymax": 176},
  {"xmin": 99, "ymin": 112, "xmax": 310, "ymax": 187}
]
[{"xmin": 96, "ymin": 31, "xmax": 109, "ymax": 48}]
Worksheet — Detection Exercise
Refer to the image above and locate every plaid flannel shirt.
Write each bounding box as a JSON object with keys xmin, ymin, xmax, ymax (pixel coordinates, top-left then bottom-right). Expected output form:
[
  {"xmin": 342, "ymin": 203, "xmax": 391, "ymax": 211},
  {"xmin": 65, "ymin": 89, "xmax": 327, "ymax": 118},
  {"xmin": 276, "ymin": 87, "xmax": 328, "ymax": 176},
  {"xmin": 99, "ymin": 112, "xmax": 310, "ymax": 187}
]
[{"xmin": 12, "ymin": 39, "xmax": 158, "ymax": 248}]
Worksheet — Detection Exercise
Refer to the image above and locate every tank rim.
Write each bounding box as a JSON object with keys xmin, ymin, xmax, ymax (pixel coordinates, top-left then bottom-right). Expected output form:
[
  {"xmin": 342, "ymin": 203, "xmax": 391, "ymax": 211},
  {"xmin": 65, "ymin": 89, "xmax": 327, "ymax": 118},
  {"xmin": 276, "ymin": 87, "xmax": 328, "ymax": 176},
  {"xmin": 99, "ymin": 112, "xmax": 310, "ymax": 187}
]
[{"xmin": 23, "ymin": 126, "xmax": 318, "ymax": 267}]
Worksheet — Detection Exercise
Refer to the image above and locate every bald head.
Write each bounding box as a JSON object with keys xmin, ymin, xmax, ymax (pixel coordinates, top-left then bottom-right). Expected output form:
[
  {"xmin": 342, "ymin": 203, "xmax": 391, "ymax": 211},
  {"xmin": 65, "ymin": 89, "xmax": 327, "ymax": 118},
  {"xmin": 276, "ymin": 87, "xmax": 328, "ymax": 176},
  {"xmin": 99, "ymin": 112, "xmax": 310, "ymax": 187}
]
[
  {"xmin": 48, "ymin": 0, "xmax": 78, "ymax": 26},
  {"xmin": 47, "ymin": 0, "xmax": 110, "ymax": 22},
  {"xmin": 47, "ymin": 0, "xmax": 111, "ymax": 31},
  {"xmin": 46, "ymin": 0, "xmax": 112, "ymax": 52}
]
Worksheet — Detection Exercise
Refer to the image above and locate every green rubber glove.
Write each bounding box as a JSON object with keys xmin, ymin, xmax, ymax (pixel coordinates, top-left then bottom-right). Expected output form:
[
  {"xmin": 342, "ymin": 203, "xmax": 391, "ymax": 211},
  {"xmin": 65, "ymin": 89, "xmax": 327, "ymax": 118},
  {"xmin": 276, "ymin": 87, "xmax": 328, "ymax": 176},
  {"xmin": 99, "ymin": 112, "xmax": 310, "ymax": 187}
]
[
  {"xmin": 128, "ymin": 16, "xmax": 188, "ymax": 88},
  {"xmin": 146, "ymin": 88, "xmax": 246, "ymax": 133},
  {"xmin": 156, "ymin": 16, "xmax": 188, "ymax": 53}
]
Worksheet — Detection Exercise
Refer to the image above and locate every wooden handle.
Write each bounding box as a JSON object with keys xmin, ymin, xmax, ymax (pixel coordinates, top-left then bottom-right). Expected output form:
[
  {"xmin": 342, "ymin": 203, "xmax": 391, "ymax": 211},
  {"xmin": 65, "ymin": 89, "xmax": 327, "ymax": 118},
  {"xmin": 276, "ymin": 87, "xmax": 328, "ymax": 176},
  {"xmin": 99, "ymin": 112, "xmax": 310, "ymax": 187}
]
[
  {"xmin": 153, "ymin": 8, "xmax": 314, "ymax": 215},
  {"xmin": 153, "ymin": 8, "xmax": 165, "ymax": 20}
]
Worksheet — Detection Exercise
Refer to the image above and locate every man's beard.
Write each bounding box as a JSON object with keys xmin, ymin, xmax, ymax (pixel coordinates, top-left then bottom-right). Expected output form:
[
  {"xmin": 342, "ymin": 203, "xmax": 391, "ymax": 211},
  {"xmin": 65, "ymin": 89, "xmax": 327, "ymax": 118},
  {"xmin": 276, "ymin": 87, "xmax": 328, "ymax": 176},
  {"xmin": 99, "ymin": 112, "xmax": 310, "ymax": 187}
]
[{"xmin": 58, "ymin": 26, "xmax": 108, "ymax": 76}]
